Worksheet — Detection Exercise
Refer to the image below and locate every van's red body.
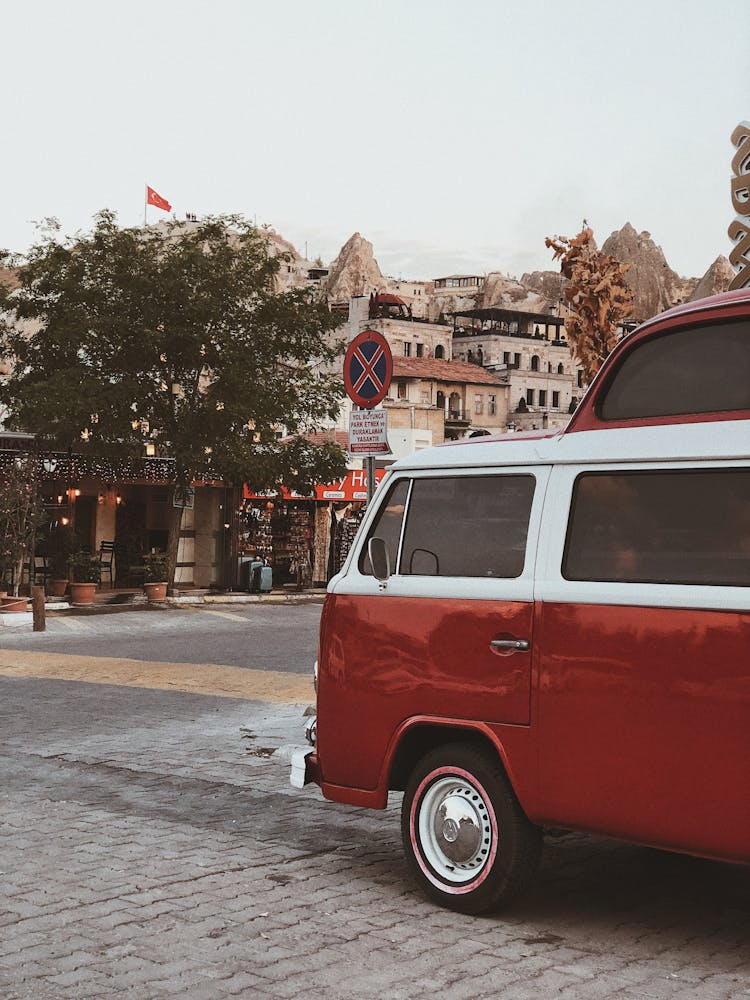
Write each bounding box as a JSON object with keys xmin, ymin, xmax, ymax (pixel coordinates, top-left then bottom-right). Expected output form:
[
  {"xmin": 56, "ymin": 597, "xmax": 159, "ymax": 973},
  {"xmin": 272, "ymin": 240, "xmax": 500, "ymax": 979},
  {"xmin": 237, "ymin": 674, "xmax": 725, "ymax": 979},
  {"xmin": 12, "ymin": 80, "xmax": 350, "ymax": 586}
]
[{"xmin": 295, "ymin": 290, "xmax": 750, "ymax": 909}]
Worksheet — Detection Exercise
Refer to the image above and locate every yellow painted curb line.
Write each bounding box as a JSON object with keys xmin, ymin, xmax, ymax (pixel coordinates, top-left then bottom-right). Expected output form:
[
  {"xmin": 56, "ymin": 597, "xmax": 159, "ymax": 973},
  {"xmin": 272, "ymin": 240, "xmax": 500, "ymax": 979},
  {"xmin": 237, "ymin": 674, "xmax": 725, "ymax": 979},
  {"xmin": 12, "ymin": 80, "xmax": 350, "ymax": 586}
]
[{"xmin": 0, "ymin": 649, "xmax": 314, "ymax": 703}]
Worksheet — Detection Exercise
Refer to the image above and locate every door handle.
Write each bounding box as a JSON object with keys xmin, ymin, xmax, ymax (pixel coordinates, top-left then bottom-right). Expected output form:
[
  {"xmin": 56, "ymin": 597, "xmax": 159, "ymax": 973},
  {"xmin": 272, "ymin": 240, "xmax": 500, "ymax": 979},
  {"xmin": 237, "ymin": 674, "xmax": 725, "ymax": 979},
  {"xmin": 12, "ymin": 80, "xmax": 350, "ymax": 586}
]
[{"xmin": 490, "ymin": 638, "xmax": 530, "ymax": 652}]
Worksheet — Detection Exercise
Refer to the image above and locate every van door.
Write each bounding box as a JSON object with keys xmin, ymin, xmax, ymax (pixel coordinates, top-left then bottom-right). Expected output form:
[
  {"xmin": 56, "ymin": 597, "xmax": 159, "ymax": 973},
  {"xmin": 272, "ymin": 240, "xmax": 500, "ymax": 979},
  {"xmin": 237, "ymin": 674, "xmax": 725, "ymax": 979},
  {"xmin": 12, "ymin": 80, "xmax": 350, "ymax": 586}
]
[
  {"xmin": 535, "ymin": 463, "xmax": 750, "ymax": 862},
  {"xmin": 318, "ymin": 467, "xmax": 549, "ymax": 793}
]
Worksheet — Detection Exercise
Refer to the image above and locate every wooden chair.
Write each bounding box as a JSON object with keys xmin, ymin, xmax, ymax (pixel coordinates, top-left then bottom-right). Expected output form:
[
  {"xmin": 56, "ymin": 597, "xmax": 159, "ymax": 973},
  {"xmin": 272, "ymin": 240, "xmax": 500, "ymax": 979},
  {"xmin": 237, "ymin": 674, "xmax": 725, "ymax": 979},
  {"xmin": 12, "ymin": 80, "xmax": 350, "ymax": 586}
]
[
  {"xmin": 98, "ymin": 541, "xmax": 115, "ymax": 588},
  {"xmin": 23, "ymin": 555, "xmax": 48, "ymax": 588}
]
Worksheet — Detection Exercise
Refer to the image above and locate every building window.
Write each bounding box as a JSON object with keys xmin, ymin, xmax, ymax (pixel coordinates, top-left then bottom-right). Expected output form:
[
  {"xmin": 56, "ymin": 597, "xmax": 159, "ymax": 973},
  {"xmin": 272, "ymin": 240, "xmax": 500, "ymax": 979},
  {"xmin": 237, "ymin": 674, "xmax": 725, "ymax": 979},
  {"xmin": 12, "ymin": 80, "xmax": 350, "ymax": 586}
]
[
  {"xmin": 420, "ymin": 390, "xmax": 430, "ymax": 403},
  {"xmin": 552, "ymin": 391, "xmax": 560, "ymax": 408},
  {"xmin": 397, "ymin": 381, "xmax": 407, "ymax": 399},
  {"xmin": 526, "ymin": 388, "xmax": 535, "ymax": 406},
  {"xmin": 514, "ymin": 353, "xmax": 521, "ymax": 367},
  {"xmin": 474, "ymin": 394, "xmax": 483, "ymax": 414},
  {"xmin": 577, "ymin": 370, "xmax": 584, "ymax": 388},
  {"xmin": 503, "ymin": 352, "xmax": 511, "ymax": 365},
  {"xmin": 531, "ymin": 355, "xmax": 540, "ymax": 372},
  {"xmin": 403, "ymin": 343, "xmax": 411, "ymax": 357},
  {"xmin": 435, "ymin": 345, "xmax": 445, "ymax": 359},
  {"xmin": 538, "ymin": 390, "xmax": 547, "ymax": 407},
  {"xmin": 416, "ymin": 343, "xmax": 424, "ymax": 358},
  {"xmin": 557, "ymin": 363, "xmax": 565, "ymax": 374},
  {"xmin": 488, "ymin": 394, "xmax": 496, "ymax": 415}
]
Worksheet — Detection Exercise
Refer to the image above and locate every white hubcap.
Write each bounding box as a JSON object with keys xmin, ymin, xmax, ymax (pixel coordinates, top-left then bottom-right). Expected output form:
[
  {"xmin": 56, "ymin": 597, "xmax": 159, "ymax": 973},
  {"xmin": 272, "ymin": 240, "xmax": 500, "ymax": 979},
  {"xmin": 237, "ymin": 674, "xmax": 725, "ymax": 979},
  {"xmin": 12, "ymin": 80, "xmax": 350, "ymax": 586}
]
[{"xmin": 417, "ymin": 775, "xmax": 494, "ymax": 884}]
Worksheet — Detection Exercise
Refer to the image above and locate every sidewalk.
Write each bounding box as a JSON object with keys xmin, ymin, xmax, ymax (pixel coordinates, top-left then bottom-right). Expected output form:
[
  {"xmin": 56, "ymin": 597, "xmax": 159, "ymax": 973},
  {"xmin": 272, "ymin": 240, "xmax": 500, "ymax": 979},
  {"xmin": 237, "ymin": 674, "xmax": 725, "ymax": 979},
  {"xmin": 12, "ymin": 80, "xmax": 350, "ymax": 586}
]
[{"xmin": 1, "ymin": 586, "xmax": 328, "ymax": 624}]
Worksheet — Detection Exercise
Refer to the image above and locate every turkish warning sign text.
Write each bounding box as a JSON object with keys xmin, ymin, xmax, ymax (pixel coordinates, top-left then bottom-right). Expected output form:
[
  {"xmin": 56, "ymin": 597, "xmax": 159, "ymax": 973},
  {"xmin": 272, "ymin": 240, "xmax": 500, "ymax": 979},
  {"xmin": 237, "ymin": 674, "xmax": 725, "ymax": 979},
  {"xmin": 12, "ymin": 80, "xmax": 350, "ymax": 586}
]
[{"xmin": 349, "ymin": 409, "xmax": 390, "ymax": 456}]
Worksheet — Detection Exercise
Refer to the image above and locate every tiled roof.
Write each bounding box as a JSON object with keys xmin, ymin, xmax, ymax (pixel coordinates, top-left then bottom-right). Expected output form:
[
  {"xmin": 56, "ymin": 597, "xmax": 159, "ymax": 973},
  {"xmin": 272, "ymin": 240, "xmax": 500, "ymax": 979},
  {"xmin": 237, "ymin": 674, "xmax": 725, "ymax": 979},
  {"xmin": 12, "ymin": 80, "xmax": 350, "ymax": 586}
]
[{"xmin": 392, "ymin": 357, "xmax": 506, "ymax": 386}]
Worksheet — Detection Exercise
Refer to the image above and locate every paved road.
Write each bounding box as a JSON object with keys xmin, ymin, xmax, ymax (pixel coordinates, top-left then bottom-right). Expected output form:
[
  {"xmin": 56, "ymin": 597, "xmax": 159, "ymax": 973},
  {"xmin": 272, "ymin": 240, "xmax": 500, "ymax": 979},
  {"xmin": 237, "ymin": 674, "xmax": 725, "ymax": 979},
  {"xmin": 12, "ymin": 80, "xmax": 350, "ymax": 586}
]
[
  {"xmin": 0, "ymin": 652, "xmax": 748, "ymax": 999},
  {"xmin": 0, "ymin": 604, "xmax": 322, "ymax": 673}
]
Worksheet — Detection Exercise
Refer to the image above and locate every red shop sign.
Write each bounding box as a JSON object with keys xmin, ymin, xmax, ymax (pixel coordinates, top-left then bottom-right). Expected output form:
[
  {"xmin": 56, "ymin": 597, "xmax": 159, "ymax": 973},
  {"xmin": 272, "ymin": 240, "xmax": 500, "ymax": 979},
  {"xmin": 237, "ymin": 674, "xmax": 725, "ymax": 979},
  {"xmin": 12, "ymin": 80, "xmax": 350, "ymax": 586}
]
[{"xmin": 244, "ymin": 469, "xmax": 386, "ymax": 504}]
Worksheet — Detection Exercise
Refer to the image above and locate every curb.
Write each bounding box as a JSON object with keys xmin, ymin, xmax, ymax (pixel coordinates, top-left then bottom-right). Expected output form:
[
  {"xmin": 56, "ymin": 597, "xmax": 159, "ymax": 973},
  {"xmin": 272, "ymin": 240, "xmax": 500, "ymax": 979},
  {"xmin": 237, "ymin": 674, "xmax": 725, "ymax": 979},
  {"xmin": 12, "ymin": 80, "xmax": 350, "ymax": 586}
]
[{"xmin": 47, "ymin": 590, "xmax": 327, "ymax": 617}]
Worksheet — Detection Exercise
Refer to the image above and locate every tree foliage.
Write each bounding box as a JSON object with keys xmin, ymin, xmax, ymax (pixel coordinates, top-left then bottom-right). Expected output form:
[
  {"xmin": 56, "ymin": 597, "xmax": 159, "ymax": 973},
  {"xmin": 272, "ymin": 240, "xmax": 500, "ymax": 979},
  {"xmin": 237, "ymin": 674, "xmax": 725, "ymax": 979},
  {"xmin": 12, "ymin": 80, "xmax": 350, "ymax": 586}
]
[
  {"xmin": 545, "ymin": 226, "xmax": 633, "ymax": 382},
  {"xmin": 0, "ymin": 211, "xmax": 348, "ymax": 584}
]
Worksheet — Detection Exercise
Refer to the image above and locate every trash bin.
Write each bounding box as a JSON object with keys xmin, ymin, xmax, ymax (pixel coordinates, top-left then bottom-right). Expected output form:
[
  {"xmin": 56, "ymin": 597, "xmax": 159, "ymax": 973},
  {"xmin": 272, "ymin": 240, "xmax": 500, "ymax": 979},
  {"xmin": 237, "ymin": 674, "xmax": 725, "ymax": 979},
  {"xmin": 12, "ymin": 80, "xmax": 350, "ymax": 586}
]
[
  {"xmin": 249, "ymin": 560, "xmax": 265, "ymax": 593},
  {"xmin": 259, "ymin": 564, "xmax": 272, "ymax": 593},
  {"xmin": 238, "ymin": 557, "xmax": 254, "ymax": 592}
]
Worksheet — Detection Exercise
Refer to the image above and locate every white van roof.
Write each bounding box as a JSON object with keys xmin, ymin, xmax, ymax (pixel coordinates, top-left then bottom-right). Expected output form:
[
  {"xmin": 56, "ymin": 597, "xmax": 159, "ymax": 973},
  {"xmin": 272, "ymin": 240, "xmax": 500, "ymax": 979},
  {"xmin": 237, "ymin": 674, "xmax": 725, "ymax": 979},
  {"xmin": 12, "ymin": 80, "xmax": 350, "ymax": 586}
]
[{"xmin": 391, "ymin": 420, "xmax": 750, "ymax": 472}]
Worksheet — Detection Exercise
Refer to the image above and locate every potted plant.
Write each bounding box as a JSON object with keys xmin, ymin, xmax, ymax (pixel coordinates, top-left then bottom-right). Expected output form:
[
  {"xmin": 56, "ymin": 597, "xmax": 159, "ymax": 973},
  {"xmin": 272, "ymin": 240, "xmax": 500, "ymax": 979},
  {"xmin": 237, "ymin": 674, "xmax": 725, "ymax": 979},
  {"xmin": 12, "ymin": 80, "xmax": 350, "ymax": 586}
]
[
  {"xmin": 68, "ymin": 551, "xmax": 100, "ymax": 606},
  {"xmin": 47, "ymin": 524, "xmax": 76, "ymax": 598},
  {"xmin": 143, "ymin": 553, "xmax": 168, "ymax": 602},
  {"xmin": 47, "ymin": 550, "xmax": 70, "ymax": 598}
]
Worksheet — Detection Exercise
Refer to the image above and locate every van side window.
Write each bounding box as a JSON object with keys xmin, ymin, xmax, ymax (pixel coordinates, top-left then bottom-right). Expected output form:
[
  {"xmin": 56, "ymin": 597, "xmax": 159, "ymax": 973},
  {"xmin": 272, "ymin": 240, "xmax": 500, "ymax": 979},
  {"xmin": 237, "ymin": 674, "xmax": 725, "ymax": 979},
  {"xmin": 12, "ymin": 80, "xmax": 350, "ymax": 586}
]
[
  {"xmin": 401, "ymin": 475, "xmax": 535, "ymax": 578},
  {"xmin": 599, "ymin": 320, "xmax": 750, "ymax": 420},
  {"xmin": 359, "ymin": 479, "xmax": 410, "ymax": 576},
  {"xmin": 563, "ymin": 470, "xmax": 750, "ymax": 586}
]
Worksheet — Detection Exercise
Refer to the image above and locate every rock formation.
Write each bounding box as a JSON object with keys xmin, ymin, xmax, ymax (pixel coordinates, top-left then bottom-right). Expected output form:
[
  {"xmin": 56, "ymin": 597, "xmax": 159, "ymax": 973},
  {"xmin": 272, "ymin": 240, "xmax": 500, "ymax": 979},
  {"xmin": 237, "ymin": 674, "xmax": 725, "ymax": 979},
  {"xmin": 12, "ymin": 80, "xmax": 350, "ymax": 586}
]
[
  {"xmin": 601, "ymin": 223, "xmax": 696, "ymax": 322},
  {"xmin": 479, "ymin": 273, "xmax": 547, "ymax": 313},
  {"xmin": 262, "ymin": 227, "xmax": 304, "ymax": 262},
  {"xmin": 325, "ymin": 233, "xmax": 386, "ymax": 301},
  {"xmin": 518, "ymin": 269, "xmax": 569, "ymax": 311},
  {"xmin": 427, "ymin": 288, "xmax": 481, "ymax": 324},
  {"xmin": 0, "ymin": 266, "xmax": 20, "ymax": 292},
  {"xmin": 687, "ymin": 255, "xmax": 734, "ymax": 302}
]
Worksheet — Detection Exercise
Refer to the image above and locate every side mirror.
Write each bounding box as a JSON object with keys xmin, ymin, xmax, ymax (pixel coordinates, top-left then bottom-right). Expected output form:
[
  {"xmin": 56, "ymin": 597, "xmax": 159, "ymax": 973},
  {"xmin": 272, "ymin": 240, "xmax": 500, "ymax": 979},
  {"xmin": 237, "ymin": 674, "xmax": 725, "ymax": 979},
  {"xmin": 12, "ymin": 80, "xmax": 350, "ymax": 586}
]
[{"xmin": 368, "ymin": 537, "xmax": 391, "ymax": 584}]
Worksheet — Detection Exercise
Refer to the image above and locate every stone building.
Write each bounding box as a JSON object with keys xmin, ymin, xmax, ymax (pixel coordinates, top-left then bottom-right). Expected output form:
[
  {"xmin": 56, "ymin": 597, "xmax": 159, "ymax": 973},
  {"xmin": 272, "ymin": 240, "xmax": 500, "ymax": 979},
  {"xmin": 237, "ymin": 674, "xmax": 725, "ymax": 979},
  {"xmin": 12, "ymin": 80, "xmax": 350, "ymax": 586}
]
[
  {"xmin": 388, "ymin": 357, "xmax": 509, "ymax": 443},
  {"xmin": 451, "ymin": 307, "xmax": 585, "ymax": 432}
]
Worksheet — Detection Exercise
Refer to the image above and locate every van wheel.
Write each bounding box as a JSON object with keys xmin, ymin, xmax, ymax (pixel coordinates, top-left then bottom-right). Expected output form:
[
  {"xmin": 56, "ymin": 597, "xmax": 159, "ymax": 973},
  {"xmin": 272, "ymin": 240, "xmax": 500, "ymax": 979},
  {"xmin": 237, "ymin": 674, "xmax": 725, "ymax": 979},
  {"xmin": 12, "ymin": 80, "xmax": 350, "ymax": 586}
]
[{"xmin": 401, "ymin": 743, "xmax": 542, "ymax": 914}]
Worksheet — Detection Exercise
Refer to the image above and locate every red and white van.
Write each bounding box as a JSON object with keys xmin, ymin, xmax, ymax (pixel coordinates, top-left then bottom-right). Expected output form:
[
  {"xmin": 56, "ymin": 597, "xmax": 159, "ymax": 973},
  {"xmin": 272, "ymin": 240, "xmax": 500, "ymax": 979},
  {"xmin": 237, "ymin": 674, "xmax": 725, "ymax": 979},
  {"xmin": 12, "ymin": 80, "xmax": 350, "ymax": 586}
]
[{"xmin": 291, "ymin": 289, "xmax": 750, "ymax": 914}]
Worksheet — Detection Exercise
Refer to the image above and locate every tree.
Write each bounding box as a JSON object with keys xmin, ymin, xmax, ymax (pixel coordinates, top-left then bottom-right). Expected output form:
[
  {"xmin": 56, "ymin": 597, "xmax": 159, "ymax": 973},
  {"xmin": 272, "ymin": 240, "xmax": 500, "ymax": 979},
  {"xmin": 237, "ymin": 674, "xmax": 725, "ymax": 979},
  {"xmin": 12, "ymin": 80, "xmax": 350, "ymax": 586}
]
[
  {"xmin": 0, "ymin": 212, "xmax": 348, "ymax": 587},
  {"xmin": 0, "ymin": 455, "xmax": 45, "ymax": 596},
  {"xmin": 545, "ymin": 226, "xmax": 633, "ymax": 382}
]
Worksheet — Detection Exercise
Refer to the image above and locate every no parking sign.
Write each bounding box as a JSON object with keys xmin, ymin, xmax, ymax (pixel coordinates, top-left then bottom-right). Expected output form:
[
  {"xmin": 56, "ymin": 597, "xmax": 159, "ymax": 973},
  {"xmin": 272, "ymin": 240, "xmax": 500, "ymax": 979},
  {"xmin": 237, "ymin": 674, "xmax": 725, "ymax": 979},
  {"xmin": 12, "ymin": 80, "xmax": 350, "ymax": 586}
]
[{"xmin": 343, "ymin": 330, "xmax": 393, "ymax": 408}]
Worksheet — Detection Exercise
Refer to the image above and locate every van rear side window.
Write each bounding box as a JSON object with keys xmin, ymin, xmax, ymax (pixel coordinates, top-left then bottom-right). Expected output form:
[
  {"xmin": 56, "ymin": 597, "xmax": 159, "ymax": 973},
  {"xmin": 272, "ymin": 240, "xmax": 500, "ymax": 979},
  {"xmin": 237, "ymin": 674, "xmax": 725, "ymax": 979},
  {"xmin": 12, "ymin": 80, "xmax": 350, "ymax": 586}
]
[{"xmin": 563, "ymin": 469, "xmax": 750, "ymax": 586}]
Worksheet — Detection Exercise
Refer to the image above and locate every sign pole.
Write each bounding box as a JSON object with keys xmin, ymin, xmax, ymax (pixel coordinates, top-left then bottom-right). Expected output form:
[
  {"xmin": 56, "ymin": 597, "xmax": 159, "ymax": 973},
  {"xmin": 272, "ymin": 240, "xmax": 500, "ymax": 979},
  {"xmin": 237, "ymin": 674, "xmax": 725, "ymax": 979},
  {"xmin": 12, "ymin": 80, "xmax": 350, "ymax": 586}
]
[
  {"xmin": 342, "ymin": 329, "xmax": 393, "ymax": 508},
  {"xmin": 366, "ymin": 455, "xmax": 376, "ymax": 505}
]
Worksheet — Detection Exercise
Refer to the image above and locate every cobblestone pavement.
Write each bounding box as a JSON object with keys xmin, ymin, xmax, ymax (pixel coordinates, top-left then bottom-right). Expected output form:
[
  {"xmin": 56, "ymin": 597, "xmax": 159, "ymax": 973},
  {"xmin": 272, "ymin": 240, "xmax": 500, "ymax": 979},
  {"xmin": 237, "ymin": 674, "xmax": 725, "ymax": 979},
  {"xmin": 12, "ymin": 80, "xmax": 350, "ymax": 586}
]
[{"xmin": 0, "ymin": 665, "xmax": 748, "ymax": 999}]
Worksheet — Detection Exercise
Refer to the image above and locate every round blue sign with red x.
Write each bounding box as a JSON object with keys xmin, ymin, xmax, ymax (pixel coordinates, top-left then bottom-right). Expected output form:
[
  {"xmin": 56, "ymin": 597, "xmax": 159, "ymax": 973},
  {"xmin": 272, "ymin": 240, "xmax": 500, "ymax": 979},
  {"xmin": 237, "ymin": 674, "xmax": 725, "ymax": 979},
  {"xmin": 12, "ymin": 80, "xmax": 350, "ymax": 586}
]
[{"xmin": 343, "ymin": 329, "xmax": 393, "ymax": 409}]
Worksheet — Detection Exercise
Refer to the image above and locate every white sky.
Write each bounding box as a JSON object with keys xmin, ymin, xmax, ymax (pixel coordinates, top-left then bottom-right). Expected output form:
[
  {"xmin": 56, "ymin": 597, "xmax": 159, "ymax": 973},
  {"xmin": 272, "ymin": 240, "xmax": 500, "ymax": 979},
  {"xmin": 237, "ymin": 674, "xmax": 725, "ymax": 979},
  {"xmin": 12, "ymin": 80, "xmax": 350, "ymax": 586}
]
[{"xmin": 4, "ymin": 0, "xmax": 748, "ymax": 281}]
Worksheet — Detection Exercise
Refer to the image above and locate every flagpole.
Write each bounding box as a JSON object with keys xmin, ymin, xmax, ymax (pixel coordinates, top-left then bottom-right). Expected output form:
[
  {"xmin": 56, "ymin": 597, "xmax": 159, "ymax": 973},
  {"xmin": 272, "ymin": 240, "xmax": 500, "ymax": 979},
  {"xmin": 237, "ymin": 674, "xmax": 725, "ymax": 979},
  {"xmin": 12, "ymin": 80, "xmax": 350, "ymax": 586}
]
[{"xmin": 144, "ymin": 184, "xmax": 147, "ymax": 227}]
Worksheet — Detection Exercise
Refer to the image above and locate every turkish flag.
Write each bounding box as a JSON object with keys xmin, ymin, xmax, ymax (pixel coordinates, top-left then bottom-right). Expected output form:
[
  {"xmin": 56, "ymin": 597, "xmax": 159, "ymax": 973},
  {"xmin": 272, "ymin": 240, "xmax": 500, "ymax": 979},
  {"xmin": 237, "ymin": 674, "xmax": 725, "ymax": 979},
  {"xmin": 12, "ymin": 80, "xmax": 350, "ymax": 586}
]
[{"xmin": 146, "ymin": 186, "xmax": 171, "ymax": 212}]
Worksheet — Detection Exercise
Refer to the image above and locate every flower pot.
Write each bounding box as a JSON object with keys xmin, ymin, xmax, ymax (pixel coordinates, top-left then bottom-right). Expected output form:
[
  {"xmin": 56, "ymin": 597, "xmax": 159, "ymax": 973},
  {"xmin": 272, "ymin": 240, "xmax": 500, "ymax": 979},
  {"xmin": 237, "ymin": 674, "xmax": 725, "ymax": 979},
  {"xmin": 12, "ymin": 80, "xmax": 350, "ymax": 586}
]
[
  {"xmin": 0, "ymin": 596, "xmax": 29, "ymax": 613},
  {"xmin": 69, "ymin": 582, "xmax": 97, "ymax": 607},
  {"xmin": 49, "ymin": 579, "xmax": 69, "ymax": 598},
  {"xmin": 143, "ymin": 582, "xmax": 168, "ymax": 602}
]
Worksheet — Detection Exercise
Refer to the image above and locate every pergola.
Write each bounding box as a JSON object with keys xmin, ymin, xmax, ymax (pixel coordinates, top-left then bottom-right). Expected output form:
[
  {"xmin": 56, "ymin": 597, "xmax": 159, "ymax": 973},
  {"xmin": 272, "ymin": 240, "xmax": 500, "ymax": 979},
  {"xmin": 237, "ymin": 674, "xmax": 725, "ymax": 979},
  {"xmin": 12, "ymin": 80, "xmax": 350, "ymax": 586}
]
[{"xmin": 450, "ymin": 307, "xmax": 565, "ymax": 341}]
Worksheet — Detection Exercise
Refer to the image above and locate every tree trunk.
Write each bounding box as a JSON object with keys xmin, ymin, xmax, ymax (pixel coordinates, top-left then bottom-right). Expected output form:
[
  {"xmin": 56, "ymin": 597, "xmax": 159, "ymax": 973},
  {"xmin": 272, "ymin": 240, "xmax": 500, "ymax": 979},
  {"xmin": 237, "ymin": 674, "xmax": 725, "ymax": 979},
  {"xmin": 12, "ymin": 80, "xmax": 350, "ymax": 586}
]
[
  {"xmin": 11, "ymin": 554, "xmax": 23, "ymax": 597},
  {"xmin": 166, "ymin": 489, "xmax": 183, "ymax": 595}
]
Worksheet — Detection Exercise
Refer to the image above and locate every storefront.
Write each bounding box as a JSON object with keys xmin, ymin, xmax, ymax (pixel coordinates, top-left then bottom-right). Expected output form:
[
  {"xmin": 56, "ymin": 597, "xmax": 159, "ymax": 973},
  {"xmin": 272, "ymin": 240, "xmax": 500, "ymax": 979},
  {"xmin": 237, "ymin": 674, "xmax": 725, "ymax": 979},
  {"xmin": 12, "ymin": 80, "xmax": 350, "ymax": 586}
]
[
  {"xmin": 0, "ymin": 446, "xmax": 228, "ymax": 592},
  {"xmin": 241, "ymin": 469, "xmax": 387, "ymax": 588}
]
